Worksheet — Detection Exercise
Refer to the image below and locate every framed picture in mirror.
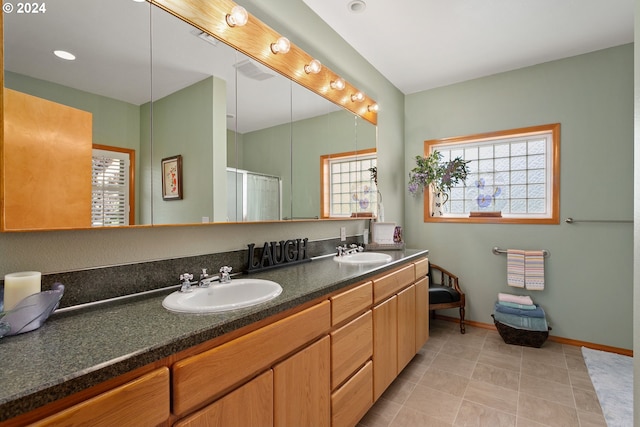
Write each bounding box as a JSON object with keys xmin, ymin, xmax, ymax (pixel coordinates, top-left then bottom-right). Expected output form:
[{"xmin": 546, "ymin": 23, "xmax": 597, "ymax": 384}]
[{"xmin": 162, "ymin": 155, "xmax": 183, "ymax": 200}]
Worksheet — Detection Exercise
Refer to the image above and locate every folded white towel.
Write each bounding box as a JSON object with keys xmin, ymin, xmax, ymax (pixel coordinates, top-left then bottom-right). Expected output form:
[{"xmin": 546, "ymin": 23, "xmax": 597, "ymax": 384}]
[
  {"xmin": 525, "ymin": 250, "xmax": 545, "ymax": 291},
  {"xmin": 498, "ymin": 292, "xmax": 534, "ymax": 306},
  {"xmin": 507, "ymin": 249, "xmax": 525, "ymax": 288}
]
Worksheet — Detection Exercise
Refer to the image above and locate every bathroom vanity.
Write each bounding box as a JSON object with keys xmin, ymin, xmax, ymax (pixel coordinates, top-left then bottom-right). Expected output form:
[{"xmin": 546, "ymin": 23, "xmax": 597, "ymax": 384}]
[{"xmin": 0, "ymin": 250, "xmax": 428, "ymax": 427}]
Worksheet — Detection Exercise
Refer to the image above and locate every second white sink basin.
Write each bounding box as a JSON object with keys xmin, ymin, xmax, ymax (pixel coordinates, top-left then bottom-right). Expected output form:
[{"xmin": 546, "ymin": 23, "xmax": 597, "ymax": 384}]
[
  {"xmin": 334, "ymin": 252, "xmax": 393, "ymax": 265},
  {"xmin": 163, "ymin": 278, "xmax": 282, "ymax": 314}
]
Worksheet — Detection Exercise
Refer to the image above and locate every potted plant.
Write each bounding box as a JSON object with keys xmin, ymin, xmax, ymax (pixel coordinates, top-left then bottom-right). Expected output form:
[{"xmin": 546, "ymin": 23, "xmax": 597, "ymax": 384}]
[{"xmin": 408, "ymin": 151, "xmax": 470, "ymax": 216}]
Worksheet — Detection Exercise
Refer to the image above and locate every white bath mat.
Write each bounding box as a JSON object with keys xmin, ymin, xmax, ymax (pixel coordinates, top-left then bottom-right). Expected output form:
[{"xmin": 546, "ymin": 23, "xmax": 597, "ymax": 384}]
[{"xmin": 582, "ymin": 346, "xmax": 633, "ymax": 427}]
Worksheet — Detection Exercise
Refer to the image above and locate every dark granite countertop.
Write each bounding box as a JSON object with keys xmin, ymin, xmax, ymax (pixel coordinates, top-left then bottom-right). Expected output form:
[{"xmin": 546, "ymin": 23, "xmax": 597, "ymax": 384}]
[{"xmin": 0, "ymin": 249, "xmax": 428, "ymax": 422}]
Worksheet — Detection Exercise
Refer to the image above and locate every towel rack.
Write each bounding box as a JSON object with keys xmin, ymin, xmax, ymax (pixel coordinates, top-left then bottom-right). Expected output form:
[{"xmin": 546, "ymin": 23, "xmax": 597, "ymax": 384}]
[
  {"xmin": 565, "ymin": 217, "xmax": 632, "ymax": 224},
  {"xmin": 492, "ymin": 247, "xmax": 550, "ymax": 258}
]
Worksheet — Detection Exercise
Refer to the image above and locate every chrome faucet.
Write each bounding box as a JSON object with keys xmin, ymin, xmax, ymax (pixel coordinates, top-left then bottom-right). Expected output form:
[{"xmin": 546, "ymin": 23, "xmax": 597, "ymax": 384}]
[
  {"xmin": 219, "ymin": 266, "xmax": 232, "ymax": 284},
  {"xmin": 336, "ymin": 244, "xmax": 364, "ymax": 256},
  {"xmin": 198, "ymin": 268, "xmax": 212, "ymax": 287},
  {"xmin": 179, "ymin": 273, "xmax": 194, "ymax": 293}
]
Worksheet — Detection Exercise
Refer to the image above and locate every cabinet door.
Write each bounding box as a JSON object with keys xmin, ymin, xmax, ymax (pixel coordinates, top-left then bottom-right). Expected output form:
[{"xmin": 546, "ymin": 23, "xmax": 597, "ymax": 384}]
[
  {"xmin": 3, "ymin": 89, "xmax": 93, "ymax": 230},
  {"xmin": 373, "ymin": 295, "xmax": 397, "ymax": 401},
  {"xmin": 174, "ymin": 370, "xmax": 273, "ymax": 427},
  {"xmin": 397, "ymin": 285, "xmax": 416, "ymax": 372},
  {"xmin": 414, "ymin": 277, "xmax": 429, "ymax": 352},
  {"xmin": 274, "ymin": 336, "xmax": 330, "ymax": 427}
]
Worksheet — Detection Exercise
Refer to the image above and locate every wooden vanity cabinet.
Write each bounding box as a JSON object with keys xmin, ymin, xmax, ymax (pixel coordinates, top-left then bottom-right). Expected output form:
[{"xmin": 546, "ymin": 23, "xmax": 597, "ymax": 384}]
[
  {"xmin": 372, "ymin": 258, "xmax": 430, "ymax": 401},
  {"xmin": 10, "ymin": 257, "xmax": 428, "ymax": 427}
]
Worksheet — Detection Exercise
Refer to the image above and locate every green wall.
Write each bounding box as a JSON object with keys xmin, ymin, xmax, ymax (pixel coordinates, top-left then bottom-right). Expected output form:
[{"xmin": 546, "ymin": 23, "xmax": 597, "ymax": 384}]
[
  {"xmin": 140, "ymin": 76, "xmax": 227, "ymax": 224},
  {"xmin": 405, "ymin": 44, "xmax": 634, "ymax": 349},
  {"xmin": 5, "ymin": 71, "xmax": 142, "ymax": 224}
]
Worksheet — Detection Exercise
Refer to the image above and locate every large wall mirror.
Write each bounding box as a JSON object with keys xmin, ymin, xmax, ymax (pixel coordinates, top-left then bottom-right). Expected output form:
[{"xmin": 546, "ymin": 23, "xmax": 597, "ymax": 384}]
[{"xmin": 1, "ymin": 0, "xmax": 377, "ymax": 230}]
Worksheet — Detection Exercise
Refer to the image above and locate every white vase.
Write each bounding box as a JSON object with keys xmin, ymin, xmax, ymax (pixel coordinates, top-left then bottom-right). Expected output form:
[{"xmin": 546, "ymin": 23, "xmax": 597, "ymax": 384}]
[{"xmin": 431, "ymin": 187, "xmax": 448, "ymax": 217}]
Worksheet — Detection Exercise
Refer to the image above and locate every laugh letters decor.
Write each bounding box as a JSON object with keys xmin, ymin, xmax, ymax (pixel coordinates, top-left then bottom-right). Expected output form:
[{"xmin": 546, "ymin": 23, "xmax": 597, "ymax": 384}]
[{"xmin": 247, "ymin": 238, "xmax": 310, "ymax": 272}]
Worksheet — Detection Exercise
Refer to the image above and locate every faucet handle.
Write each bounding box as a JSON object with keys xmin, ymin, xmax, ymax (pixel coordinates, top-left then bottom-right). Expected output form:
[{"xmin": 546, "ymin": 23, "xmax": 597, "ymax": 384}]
[
  {"xmin": 179, "ymin": 273, "xmax": 194, "ymax": 292},
  {"xmin": 200, "ymin": 268, "xmax": 208, "ymax": 278},
  {"xmin": 219, "ymin": 266, "xmax": 232, "ymax": 274}
]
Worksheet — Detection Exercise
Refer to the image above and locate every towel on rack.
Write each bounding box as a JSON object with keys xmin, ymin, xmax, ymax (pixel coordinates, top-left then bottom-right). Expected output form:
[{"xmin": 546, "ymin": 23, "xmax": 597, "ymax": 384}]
[
  {"xmin": 495, "ymin": 302, "xmax": 545, "ymax": 318},
  {"xmin": 525, "ymin": 250, "xmax": 545, "ymax": 290},
  {"xmin": 507, "ymin": 249, "xmax": 525, "ymax": 288},
  {"xmin": 498, "ymin": 292, "xmax": 534, "ymax": 306}
]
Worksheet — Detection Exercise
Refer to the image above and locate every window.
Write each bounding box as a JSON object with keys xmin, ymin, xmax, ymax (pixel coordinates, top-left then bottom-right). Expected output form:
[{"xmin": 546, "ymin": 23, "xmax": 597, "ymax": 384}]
[
  {"xmin": 424, "ymin": 124, "xmax": 560, "ymax": 224},
  {"xmin": 92, "ymin": 146, "xmax": 135, "ymax": 226},
  {"xmin": 321, "ymin": 148, "xmax": 377, "ymax": 218}
]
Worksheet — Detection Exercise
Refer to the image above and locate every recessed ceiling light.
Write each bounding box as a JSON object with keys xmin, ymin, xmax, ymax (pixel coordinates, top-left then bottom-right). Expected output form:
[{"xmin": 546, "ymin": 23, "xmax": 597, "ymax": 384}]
[
  {"xmin": 54, "ymin": 50, "xmax": 76, "ymax": 61},
  {"xmin": 347, "ymin": 0, "xmax": 366, "ymax": 13}
]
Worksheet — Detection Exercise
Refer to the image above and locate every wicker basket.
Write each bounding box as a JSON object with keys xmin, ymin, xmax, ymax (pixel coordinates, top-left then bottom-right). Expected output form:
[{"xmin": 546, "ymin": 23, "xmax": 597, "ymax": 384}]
[{"xmin": 492, "ymin": 315, "xmax": 551, "ymax": 348}]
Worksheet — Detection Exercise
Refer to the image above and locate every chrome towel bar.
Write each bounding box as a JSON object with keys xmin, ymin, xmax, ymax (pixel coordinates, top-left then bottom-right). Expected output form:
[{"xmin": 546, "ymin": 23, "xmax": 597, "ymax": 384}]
[
  {"xmin": 492, "ymin": 247, "xmax": 550, "ymax": 258},
  {"xmin": 565, "ymin": 217, "xmax": 632, "ymax": 224}
]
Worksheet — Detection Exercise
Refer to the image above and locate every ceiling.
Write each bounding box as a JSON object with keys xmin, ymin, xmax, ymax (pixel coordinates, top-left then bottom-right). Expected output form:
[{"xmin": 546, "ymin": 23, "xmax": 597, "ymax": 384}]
[
  {"xmin": 302, "ymin": 0, "xmax": 634, "ymax": 95},
  {"xmin": 3, "ymin": 0, "xmax": 338, "ymax": 134}
]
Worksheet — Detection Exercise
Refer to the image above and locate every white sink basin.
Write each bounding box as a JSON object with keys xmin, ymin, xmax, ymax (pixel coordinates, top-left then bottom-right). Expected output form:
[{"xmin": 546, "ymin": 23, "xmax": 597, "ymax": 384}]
[
  {"xmin": 334, "ymin": 252, "xmax": 393, "ymax": 265},
  {"xmin": 162, "ymin": 278, "xmax": 282, "ymax": 313}
]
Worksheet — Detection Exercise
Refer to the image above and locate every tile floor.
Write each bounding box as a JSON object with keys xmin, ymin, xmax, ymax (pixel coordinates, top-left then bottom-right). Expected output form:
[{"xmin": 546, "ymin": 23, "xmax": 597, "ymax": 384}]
[{"xmin": 358, "ymin": 319, "xmax": 607, "ymax": 427}]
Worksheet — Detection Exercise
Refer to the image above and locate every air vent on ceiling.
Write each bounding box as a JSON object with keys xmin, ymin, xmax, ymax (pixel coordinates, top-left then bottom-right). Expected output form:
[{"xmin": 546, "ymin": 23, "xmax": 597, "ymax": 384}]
[
  {"xmin": 234, "ymin": 59, "xmax": 274, "ymax": 81},
  {"xmin": 191, "ymin": 29, "xmax": 219, "ymax": 46}
]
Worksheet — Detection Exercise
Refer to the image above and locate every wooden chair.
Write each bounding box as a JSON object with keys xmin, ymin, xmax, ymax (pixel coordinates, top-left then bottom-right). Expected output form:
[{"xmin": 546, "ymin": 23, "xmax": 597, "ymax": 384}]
[{"xmin": 428, "ymin": 263, "xmax": 466, "ymax": 334}]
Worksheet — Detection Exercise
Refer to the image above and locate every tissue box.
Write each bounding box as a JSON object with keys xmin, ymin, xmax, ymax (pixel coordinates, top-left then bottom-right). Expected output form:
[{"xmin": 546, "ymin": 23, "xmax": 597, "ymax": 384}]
[{"xmin": 371, "ymin": 222, "xmax": 396, "ymax": 244}]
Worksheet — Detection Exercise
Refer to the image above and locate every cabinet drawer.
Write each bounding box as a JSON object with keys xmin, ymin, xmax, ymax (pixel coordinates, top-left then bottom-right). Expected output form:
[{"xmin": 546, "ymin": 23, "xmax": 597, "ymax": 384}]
[
  {"xmin": 32, "ymin": 368, "xmax": 170, "ymax": 427},
  {"xmin": 331, "ymin": 361, "xmax": 373, "ymax": 427},
  {"xmin": 330, "ymin": 310, "xmax": 372, "ymax": 389},
  {"xmin": 173, "ymin": 301, "xmax": 331, "ymax": 417},
  {"xmin": 414, "ymin": 257, "xmax": 429, "ymax": 279},
  {"xmin": 373, "ymin": 264, "xmax": 415, "ymax": 304},
  {"xmin": 330, "ymin": 281, "xmax": 372, "ymax": 326}
]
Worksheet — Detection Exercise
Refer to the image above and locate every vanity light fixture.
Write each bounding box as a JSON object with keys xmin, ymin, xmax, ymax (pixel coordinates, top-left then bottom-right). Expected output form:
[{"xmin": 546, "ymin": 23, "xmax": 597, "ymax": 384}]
[
  {"xmin": 270, "ymin": 37, "xmax": 291, "ymax": 54},
  {"xmin": 351, "ymin": 92, "xmax": 365, "ymax": 102},
  {"xmin": 54, "ymin": 50, "xmax": 76, "ymax": 61},
  {"xmin": 330, "ymin": 78, "xmax": 346, "ymax": 90},
  {"xmin": 226, "ymin": 5, "xmax": 248, "ymax": 27},
  {"xmin": 304, "ymin": 59, "xmax": 322, "ymax": 74},
  {"xmin": 367, "ymin": 103, "xmax": 379, "ymax": 112}
]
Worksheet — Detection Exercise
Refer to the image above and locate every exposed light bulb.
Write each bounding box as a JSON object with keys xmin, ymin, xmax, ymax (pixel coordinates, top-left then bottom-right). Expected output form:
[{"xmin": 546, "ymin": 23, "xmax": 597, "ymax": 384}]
[
  {"xmin": 351, "ymin": 92, "xmax": 364, "ymax": 102},
  {"xmin": 226, "ymin": 5, "xmax": 248, "ymax": 27},
  {"xmin": 304, "ymin": 59, "xmax": 322, "ymax": 74},
  {"xmin": 270, "ymin": 37, "xmax": 290, "ymax": 54},
  {"xmin": 330, "ymin": 78, "xmax": 345, "ymax": 90},
  {"xmin": 367, "ymin": 103, "xmax": 379, "ymax": 112}
]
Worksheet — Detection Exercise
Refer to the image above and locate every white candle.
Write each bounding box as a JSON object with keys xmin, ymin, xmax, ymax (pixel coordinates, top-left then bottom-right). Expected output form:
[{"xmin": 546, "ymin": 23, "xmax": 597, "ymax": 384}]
[{"xmin": 3, "ymin": 271, "xmax": 41, "ymax": 311}]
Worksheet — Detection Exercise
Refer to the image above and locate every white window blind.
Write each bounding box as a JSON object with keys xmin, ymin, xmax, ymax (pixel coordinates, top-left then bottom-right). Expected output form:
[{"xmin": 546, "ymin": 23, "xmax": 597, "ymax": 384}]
[{"xmin": 92, "ymin": 149, "xmax": 130, "ymax": 226}]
